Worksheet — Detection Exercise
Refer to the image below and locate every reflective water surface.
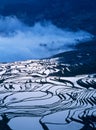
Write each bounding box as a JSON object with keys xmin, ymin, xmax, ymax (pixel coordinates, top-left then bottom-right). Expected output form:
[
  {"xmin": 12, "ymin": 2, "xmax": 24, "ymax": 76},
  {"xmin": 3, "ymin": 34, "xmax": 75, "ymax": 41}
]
[{"xmin": 0, "ymin": 59, "xmax": 96, "ymax": 130}]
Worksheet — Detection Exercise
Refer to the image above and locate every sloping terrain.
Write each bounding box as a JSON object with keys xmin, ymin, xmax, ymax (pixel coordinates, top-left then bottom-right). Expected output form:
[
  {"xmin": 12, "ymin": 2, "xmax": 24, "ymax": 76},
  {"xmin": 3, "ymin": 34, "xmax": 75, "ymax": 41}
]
[{"xmin": 0, "ymin": 40, "xmax": 96, "ymax": 130}]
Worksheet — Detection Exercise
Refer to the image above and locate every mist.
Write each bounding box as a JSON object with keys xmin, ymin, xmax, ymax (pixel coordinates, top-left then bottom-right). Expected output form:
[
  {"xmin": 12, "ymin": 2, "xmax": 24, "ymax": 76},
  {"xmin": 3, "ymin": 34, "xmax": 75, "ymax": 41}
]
[{"xmin": 0, "ymin": 16, "xmax": 94, "ymax": 62}]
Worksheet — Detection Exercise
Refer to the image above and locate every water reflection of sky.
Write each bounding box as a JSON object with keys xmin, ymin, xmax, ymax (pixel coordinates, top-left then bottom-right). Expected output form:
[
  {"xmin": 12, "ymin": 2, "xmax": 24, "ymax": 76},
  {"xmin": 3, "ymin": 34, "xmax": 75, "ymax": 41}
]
[{"xmin": 0, "ymin": 48, "xmax": 96, "ymax": 130}]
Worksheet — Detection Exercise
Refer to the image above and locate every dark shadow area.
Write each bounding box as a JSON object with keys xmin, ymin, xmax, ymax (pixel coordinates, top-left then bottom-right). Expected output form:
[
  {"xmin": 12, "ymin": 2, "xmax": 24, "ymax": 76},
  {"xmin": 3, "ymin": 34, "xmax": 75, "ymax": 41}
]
[
  {"xmin": 71, "ymin": 115, "xmax": 96, "ymax": 130},
  {"xmin": 0, "ymin": 114, "xmax": 12, "ymax": 130},
  {"xmin": 51, "ymin": 39, "xmax": 96, "ymax": 77}
]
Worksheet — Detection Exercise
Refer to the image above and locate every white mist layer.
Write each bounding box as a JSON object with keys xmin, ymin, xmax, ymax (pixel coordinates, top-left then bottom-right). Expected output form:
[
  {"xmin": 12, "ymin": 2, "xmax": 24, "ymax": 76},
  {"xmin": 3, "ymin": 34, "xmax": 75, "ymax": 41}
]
[{"xmin": 0, "ymin": 16, "xmax": 94, "ymax": 62}]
